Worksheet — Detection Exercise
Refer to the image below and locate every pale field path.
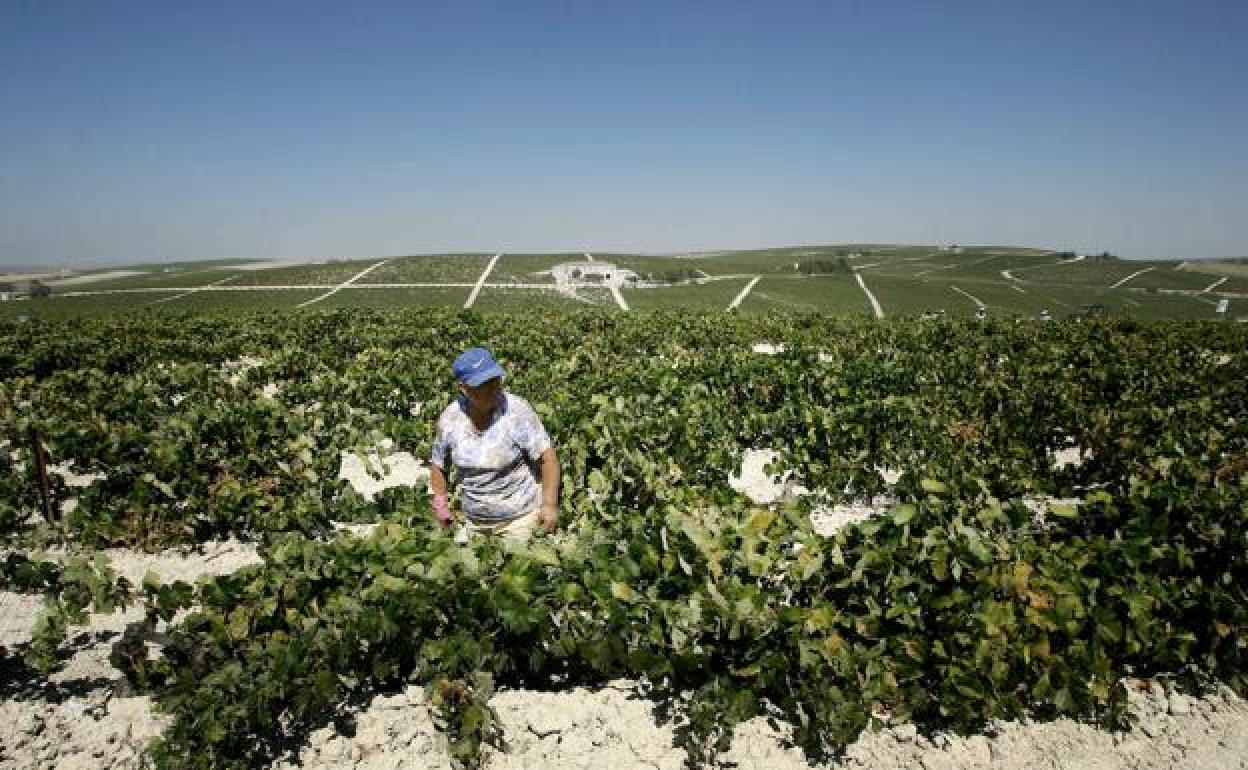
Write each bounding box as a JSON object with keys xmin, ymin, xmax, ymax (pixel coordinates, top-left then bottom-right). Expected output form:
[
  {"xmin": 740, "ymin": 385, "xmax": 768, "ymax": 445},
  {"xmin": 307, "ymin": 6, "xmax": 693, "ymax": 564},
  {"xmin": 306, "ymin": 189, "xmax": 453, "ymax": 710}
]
[
  {"xmin": 914, "ymin": 254, "xmax": 999, "ymax": 278},
  {"xmin": 1002, "ymin": 253, "xmax": 1085, "ymax": 283},
  {"xmin": 146, "ymin": 273, "xmax": 240, "ymax": 305},
  {"xmin": 855, "ymin": 273, "xmax": 885, "ymax": 318},
  {"xmin": 1109, "ymin": 266, "xmax": 1156, "ymax": 289},
  {"xmin": 609, "ymin": 285, "xmax": 630, "ymax": 311},
  {"xmin": 914, "ymin": 263, "xmax": 959, "ymax": 277},
  {"xmin": 297, "ymin": 259, "xmax": 391, "ymax": 308},
  {"xmin": 463, "ymin": 253, "xmax": 503, "ymax": 309},
  {"xmin": 727, "ymin": 276, "xmax": 762, "ymax": 310},
  {"xmin": 950, "ymin": 285, "xmax": 986, "ymax": 308}
]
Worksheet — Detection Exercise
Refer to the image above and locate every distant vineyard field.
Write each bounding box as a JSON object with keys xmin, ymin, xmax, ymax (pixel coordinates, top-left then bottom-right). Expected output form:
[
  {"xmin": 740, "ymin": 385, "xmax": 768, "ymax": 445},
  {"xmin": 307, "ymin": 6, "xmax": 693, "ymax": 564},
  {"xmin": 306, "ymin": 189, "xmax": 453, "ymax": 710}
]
[{"xmin": 3, "ymin": 245, "xmax": 1243, "ymax": 321}]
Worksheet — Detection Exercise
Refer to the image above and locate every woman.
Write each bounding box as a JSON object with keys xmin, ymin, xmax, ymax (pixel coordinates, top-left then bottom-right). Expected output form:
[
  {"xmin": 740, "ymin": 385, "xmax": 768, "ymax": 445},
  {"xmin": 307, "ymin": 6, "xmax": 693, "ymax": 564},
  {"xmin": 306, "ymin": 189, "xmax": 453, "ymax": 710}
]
[{"xmin": 429, "ymin": 347, "xmax": 560, "ymax": 541}]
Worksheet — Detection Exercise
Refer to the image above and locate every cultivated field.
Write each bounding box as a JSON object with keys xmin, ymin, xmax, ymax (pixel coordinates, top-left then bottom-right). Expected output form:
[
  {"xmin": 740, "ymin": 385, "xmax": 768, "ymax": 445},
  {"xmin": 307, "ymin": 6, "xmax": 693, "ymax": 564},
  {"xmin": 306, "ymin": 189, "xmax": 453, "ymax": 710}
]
[
  {"xmin": 3, "ymin": 245, "xmax": 1244, "ymax": 321},
  {"xmin": 1, "ymin": 311, "xmax": 1246, "ymax": 769}
]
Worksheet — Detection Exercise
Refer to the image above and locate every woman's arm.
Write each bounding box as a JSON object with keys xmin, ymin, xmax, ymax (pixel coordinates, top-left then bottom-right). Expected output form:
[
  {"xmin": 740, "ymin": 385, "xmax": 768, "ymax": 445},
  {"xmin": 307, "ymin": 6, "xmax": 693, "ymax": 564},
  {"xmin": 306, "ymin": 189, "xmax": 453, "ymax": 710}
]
[
  {"xmin": 429, "ymin": 464, "xmax": 453, "ymax": 526},
  {"xmin": 538, "ymin": 447, "xmax": 560, "ymax": 533}
]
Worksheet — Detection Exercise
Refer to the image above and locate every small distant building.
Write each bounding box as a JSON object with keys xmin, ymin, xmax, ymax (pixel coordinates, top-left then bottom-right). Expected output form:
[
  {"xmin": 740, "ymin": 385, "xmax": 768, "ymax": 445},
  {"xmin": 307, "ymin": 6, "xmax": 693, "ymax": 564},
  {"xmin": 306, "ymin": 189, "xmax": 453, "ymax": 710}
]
[{"xmin": 549, "ymin": 262, "xmax": 642, "ymax": 288}]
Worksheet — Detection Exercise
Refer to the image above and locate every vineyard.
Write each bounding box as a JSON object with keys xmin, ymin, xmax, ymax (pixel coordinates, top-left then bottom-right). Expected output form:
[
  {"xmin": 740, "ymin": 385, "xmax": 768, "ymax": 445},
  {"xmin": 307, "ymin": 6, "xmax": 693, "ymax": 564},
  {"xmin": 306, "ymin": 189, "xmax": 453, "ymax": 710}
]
[
  {"xmin": 1, "ymin": 309, "xmax": 1246, "ymax": 768},
  {"xmin": 5, "ymin": 245, "xmax": 1243, "ymax": 321}
]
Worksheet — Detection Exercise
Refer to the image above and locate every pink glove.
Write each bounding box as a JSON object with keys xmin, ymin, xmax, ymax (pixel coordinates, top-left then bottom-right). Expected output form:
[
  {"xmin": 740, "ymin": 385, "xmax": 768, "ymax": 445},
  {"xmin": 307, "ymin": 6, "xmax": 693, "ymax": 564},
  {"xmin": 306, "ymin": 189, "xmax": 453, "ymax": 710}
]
[{"xmin": 432, "ymin": 493, "xmax": 453, "ymax": 525}]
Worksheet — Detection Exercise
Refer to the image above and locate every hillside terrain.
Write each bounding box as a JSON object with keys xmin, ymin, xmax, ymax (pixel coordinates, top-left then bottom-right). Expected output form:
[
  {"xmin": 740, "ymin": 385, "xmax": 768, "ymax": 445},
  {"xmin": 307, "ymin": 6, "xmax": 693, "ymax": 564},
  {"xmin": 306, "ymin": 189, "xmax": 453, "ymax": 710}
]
[{"xmin": 3, "ymin": 245, "xmax": 1244, "ymax": 321}]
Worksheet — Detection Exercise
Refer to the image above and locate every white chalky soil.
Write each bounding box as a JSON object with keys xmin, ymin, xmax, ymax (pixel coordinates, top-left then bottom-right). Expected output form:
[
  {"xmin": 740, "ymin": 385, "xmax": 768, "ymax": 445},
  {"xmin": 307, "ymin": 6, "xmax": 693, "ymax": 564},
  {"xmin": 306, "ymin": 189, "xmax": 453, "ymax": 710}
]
[{"xmin": 337, "ymin": 439, "xmax": 430, "ymax": 502}]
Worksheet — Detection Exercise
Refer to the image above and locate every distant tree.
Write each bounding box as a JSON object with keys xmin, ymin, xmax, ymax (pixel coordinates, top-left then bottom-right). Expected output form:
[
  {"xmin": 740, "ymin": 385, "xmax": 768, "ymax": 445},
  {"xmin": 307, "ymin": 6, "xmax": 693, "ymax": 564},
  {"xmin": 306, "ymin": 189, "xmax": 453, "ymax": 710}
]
[{"xmin": 28, "ymin": 280, "xmax": 51, "ymax": 298}]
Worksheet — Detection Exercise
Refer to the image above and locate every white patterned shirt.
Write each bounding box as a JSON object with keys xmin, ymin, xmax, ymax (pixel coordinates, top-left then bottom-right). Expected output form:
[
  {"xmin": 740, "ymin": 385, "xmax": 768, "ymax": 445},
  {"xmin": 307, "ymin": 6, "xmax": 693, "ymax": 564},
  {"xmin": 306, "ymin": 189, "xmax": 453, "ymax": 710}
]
[{"xmin": 430, "ymin": 391, "xmax": 552, "ymax": 523}]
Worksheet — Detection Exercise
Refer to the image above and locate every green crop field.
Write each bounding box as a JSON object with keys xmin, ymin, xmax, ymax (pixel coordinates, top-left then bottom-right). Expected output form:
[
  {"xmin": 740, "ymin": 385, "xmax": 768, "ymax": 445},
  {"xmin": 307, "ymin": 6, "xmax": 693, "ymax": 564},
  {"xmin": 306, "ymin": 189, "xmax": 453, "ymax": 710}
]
[
  {"xmin": 311, "ymin": 287, "xmax": 470, "ymax": 310},
  {"xmin": 1214, "ymin": 276, "xmax": 1248, "ymax": 293},
  {"xmin": 623, "ymin": 277, "xmax": 754, "ymax": 311},
  {"xmin": 0, "ymin": 292, "xmax": 182, "ymax": 320},
  {"xmin": 1018, "ymin": 259, "xmax": 1170, "ymax": 287},
  {"xmin": 937, "ymin": 254, "xmax": 1058, "ymax": 283},
  {"xmin": 858, "ymin": 253, "xmax": 956, "ymax": 278},
  {"xmin": 856, "ymin": 274, "xmax": 942, "ymax": 318},
  {"xmin": 1125, "ymin": 268, "xmax": 1217, "ymax": 292},
  {"xmin": 471, "ymin": 286, "xmax": 619, "ymax": 312},
  {"xmin": 738, "ymin": 275, "xmax": 873, "ymax": 315},
  {"xmin": 226, "ymin": 261, "xmax": 374, "ymax": 287},
  {"xmin": 148, "ymin": 289, "xmax": 327, "ymax": 314},
  {"xmin": 691, "ymin": 247, "xmax": 836, "ymax": 275},
  {"xmin": 51, "ymin": 267, "xmax": 243, "ymax": 292},
  {"xmin": 3, "ymin": 310, "xmax": 1245, "ymax": 769},
  {"xmin": 5, "ymin": 245, "xmax": 1244, "ymax": 322},
  {"xmin": 357, "ymin": 254, "xmax": 493, "ymax": 284}
]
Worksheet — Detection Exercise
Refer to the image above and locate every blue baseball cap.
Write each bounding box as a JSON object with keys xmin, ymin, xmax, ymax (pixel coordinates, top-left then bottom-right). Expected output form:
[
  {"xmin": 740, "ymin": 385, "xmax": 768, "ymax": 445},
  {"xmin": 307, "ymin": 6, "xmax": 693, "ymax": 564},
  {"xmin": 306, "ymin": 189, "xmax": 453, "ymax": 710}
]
[{"xmin": 452, "ymin": 347, "xmax": 506, "ymax": 387}]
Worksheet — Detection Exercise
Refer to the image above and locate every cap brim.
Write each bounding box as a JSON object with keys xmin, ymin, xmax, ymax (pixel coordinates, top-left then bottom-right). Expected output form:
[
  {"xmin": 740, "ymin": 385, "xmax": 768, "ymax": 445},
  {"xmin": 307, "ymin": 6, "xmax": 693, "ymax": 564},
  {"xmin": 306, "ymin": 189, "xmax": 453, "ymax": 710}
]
[{"xmin": 460, "ymin": 364, "xmax": 505, "ymax": 387}]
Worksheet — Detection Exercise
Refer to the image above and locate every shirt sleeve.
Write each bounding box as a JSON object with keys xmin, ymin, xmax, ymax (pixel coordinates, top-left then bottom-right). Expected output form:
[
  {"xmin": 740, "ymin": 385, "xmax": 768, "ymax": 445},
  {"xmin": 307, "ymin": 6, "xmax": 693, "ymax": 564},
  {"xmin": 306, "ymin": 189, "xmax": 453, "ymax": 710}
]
[
  {"xmin": 430, "ymin": 416, "xmax": 452, "ymax": 469},
  {"xmin": 512, "ymin": 400, "xmax": 552, "ymax": 460}
]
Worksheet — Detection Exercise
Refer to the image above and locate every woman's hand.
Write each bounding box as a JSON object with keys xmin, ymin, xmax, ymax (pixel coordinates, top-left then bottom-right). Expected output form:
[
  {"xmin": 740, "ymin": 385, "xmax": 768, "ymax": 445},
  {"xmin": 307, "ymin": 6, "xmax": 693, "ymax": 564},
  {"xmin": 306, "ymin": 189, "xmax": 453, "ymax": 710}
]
[
  {"xmin": 430, "ymin": 465, "xmax": 454, "ymax": 527},
  {"xmin": 432, "ymin": 493, "xmax": 454, "ymax": 527},
  {"xmin": 538, "ymin": 503, "xmax": 559, "ymax": 533},
  {"xmin": 538, "ymin": 447, "xmax": 560, "ymax": 534}
]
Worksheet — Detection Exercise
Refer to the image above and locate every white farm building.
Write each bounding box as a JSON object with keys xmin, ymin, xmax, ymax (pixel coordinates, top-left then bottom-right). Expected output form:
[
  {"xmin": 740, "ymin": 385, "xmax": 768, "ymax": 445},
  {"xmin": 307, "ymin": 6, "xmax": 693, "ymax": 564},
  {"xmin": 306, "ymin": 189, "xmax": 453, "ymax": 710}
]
[{"xmin": 548, "ymin": 262, "xmax": 641, "ymax": 289}]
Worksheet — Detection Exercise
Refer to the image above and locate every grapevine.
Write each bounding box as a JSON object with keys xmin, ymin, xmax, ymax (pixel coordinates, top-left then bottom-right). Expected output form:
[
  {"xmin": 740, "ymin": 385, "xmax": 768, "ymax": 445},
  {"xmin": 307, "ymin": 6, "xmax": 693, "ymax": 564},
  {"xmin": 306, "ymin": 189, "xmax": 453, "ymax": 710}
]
[{"xmin": 0, "ymin": 309, "xmax": 1244, "ymax": 768}]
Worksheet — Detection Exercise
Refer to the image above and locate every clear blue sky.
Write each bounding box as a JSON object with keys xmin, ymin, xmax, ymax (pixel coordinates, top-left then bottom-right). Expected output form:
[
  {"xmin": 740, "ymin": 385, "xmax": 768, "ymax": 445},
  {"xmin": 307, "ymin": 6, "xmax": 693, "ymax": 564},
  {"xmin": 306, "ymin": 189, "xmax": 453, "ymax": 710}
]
[{"xmin": 1, "ymin": 0, "xmax": 1245, "ymax": 266}]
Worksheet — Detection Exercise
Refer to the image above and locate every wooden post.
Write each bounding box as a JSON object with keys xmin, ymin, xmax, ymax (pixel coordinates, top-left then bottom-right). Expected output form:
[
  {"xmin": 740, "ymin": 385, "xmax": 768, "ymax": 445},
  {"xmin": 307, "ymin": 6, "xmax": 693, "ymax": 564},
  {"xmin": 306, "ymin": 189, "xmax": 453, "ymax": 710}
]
[{"xmin": 28, "ymin": 425, "xmax": 55, "ymax": 523}]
